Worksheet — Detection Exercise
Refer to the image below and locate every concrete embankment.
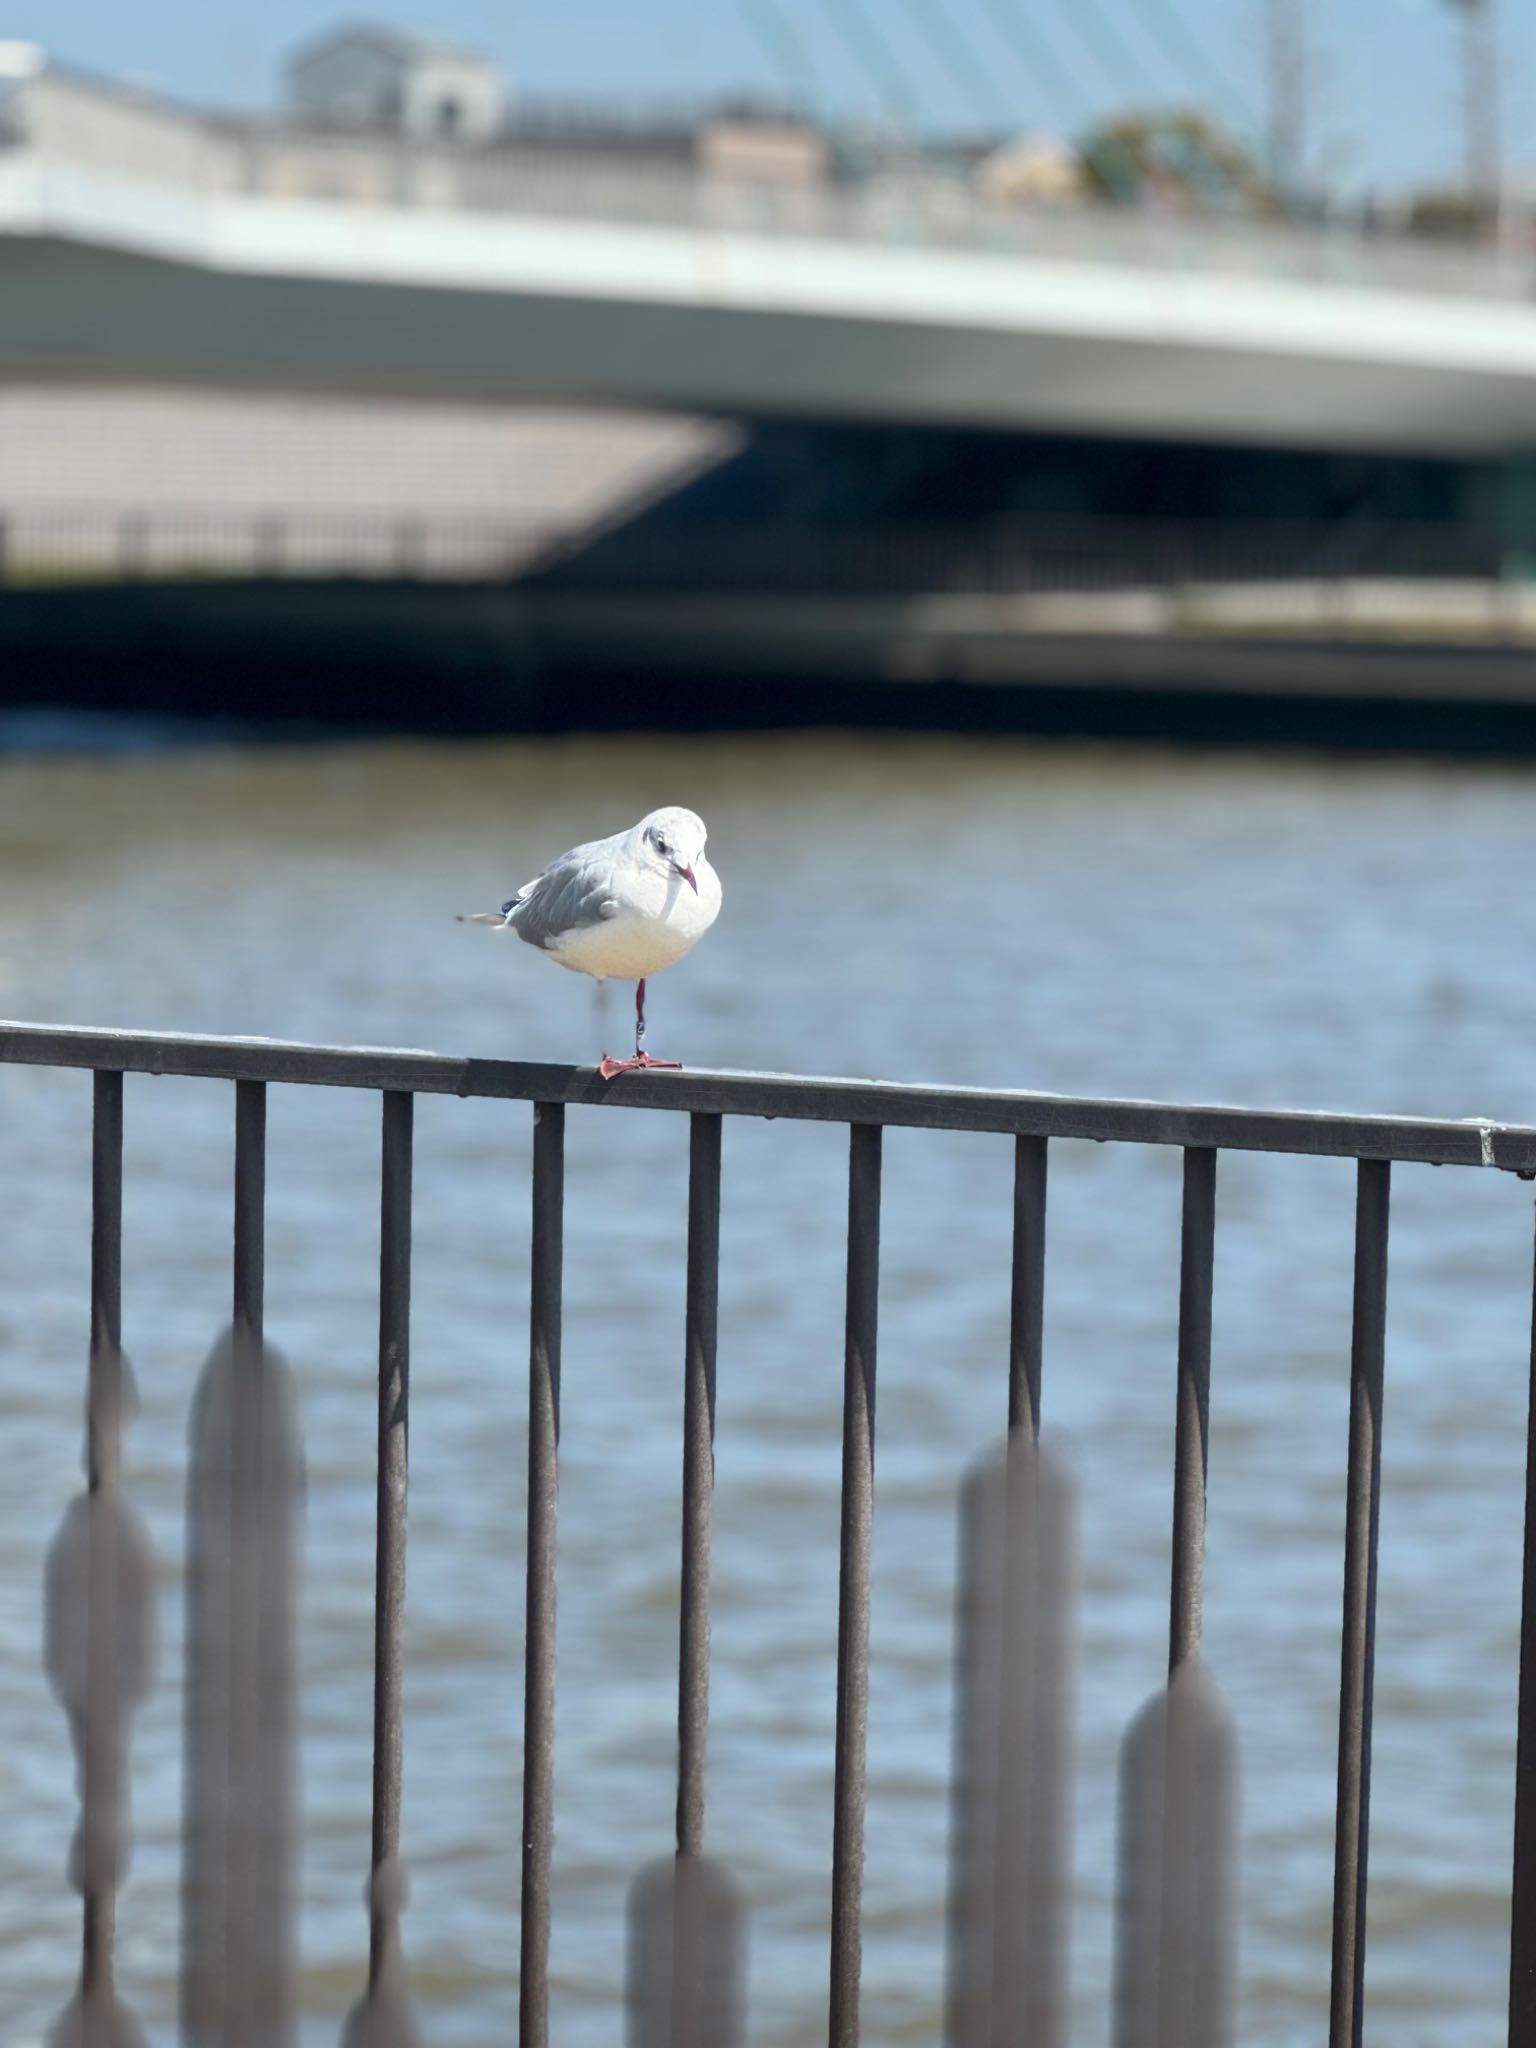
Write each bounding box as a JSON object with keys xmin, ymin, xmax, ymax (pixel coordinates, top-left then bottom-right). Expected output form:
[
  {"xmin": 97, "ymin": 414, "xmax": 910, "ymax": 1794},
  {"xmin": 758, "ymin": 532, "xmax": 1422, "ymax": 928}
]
[{"xmin": 3, "ymin": 577, "xmax": 1536, "ymax": 750}]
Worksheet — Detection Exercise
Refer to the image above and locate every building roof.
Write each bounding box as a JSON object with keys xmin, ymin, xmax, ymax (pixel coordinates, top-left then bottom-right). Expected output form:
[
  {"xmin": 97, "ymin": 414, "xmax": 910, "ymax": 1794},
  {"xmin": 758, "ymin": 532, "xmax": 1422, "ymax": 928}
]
[{"xmin": 289, "ymin": 21, "xmax": 498, "ymax": 73}]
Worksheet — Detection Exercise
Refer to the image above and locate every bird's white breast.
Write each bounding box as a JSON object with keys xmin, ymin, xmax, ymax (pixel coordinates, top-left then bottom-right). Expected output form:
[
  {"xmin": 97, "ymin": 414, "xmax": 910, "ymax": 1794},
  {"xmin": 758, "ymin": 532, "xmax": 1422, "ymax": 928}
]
[{"xmin": 549, "ymin": 856, "xmax": 721, "ymax": 980}]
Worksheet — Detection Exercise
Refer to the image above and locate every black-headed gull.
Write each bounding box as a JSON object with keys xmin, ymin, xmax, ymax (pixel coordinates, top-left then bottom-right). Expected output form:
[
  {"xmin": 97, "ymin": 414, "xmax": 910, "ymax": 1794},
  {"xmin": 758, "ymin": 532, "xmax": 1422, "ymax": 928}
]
[{"xmin": 459, "ymin": 806, "xmax": 722, "ymax": 1077}]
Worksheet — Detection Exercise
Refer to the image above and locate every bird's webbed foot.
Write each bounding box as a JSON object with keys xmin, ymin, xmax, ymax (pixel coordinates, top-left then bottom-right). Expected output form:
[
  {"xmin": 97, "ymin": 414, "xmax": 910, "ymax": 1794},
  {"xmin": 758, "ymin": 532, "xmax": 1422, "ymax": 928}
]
[{"xmin": 597, "ymin": 1051, "xmax": 684, "ymax": 1080}]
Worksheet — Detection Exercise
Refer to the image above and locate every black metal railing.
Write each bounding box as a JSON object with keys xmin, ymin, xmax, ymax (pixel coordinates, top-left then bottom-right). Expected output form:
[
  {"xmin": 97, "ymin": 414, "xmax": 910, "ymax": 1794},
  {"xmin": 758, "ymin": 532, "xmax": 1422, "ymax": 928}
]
[{"xmin": 14, "ymin": 1016, "xmax": 1536, "ymax": 2043}]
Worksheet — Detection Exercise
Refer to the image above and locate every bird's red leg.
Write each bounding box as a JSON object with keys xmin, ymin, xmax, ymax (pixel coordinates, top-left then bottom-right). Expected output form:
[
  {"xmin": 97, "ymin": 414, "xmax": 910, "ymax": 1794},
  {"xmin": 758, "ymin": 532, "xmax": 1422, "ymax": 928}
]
[
  {"xmin": 633, "ymin": 979, "xmax": 680, "ymax": 1069},
  {"xmin": 598, "ymin": 976, "xmax": 680, "ymax": 1078}
]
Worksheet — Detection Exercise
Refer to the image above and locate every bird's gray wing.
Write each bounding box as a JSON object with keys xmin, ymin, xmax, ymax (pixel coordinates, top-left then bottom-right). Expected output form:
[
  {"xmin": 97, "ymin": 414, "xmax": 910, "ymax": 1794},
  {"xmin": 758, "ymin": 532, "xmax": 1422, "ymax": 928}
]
[{"xmin": 506, "ymin": 845, "xmax": 623, "ymax": 951}]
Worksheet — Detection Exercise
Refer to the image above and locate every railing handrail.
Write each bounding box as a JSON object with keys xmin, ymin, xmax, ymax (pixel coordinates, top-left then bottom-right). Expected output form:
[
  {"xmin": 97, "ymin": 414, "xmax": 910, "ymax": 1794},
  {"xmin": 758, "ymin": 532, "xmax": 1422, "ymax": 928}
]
[{"xmin": 1, "ymin": 1017, "xmax": 1532, "ymax": 1169}]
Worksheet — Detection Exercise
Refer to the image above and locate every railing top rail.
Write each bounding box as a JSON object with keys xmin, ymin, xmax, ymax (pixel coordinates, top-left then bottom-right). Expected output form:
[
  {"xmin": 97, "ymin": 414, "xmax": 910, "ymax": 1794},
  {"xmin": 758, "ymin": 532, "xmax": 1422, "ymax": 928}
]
[{"xmin": 0, "ymin": 1019, "xmax": 1531, "ymax": 1171}]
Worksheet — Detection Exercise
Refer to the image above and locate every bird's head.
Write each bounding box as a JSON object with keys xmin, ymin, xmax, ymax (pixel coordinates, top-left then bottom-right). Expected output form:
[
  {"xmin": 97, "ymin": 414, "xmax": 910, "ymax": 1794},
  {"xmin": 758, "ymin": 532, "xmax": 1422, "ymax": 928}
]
[{"xmin": 639, "ymin": 806, "xmax": 708, "ymax": 893}]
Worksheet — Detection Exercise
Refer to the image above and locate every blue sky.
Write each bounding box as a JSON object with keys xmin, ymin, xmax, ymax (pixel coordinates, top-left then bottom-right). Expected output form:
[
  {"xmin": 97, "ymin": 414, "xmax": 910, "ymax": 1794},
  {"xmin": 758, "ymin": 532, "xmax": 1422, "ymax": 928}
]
[{"xmin": 9, "ymin": 0, "xmax": 1529, "ymax": 195}]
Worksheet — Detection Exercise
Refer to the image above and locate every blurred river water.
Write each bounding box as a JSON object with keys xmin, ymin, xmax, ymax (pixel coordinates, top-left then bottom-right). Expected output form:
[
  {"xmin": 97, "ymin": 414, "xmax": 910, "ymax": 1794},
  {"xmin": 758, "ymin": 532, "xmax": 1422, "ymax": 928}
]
[{"xmin": 3, "ymin": 729, "xmax": 1536, "ymax": 2045}]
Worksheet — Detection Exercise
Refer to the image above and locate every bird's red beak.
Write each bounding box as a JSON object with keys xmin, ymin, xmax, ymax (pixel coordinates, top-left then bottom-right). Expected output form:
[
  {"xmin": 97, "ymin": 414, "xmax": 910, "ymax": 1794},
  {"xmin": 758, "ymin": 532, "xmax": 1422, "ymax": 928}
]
[{"xmin": 678, "ymin": 863, "xmax": 698, "ymax": 893}]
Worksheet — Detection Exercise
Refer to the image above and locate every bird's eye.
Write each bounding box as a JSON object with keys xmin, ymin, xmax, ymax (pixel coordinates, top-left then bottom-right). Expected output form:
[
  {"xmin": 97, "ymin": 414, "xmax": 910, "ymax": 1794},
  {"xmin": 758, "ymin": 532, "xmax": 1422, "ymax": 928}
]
[{"xmin": 656, "ymin": 838, "xmax": 669, "ymax": 856}]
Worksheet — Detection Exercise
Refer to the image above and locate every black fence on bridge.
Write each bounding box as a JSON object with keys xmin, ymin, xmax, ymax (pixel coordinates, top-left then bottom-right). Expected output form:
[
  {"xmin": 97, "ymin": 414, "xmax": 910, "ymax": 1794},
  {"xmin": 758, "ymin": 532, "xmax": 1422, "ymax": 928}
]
[{"xmin": 14, "ymin": 1019, "xmax": 1536, "ymax": 2044}]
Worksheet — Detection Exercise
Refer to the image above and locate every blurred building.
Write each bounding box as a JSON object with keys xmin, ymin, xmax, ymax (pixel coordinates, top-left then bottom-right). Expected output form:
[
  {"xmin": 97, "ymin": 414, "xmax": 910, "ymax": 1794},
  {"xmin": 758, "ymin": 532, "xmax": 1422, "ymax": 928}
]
[
  {"xmin": 973, "ymin": 136, "xmax": 1088, "ymax": 209},
  {"xmin": 697, "ymin": 115, "xmax": 828, "ymax": 188},
  {"xmin": 0, "ymin": 43, "xmax": 832, "ymax": 210},
  {"xmin": 286, "ymin": 23, "xmax": 506, "ymax": 142}
]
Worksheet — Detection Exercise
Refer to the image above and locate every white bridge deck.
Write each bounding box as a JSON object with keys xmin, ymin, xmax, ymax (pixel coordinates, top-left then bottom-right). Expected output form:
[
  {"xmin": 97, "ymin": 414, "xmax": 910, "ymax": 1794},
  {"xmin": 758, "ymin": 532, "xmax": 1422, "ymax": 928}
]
[{"xmin": 2, "ymin": 145, "xmax": 1536, "ymax": 458}]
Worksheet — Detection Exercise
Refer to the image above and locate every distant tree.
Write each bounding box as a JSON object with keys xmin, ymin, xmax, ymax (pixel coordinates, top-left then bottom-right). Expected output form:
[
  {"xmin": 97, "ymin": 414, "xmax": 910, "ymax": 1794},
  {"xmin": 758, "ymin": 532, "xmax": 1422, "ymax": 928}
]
[{"xmin": 1077, "ymin": 110, "xmax": 1282, "ymax": 218}]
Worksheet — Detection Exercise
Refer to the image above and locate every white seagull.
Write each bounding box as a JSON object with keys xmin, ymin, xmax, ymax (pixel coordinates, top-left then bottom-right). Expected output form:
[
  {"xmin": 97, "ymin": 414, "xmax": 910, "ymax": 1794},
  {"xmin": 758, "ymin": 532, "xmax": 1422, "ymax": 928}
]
[{"xmin": 459, "ymin": 805, "xmax": 722, "ymax": 1077}]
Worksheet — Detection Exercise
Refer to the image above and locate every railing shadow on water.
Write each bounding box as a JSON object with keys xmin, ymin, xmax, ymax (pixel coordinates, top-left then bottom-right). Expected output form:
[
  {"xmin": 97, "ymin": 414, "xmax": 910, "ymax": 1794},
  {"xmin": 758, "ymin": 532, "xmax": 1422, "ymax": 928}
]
[{"xmin": 24, "ymin": 1022, "xmax": 1536, "ymax": 2044}]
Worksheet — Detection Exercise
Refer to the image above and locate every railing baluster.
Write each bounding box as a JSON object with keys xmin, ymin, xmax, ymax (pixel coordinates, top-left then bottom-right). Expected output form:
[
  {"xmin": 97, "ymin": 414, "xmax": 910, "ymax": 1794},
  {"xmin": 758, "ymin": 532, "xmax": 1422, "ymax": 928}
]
[
  {"xmin": 829, "ymin": 1122, "xmax": 882, "ymax": 2048},
  {"xmin": 46, "ymin": 1070, "xmax": 156, "ymax": 2047},
  {"xmin": 227, "ymin": 1075, "xmax": 269, "ymax": 2047},
  {"xmin": 1009, "ymin": 1135, "xmax": 1048, "ymax": 1441},
  {"xmin": 947, "ymin": 1434, "xmax": 1077, "ymax": 2048},
  {"xmin": 83, "ymin": 1068, "xmax": 125, "ymax": 1996},
  {"xmin": 992, "ymin": 1435, "xmax": 1076, "ymax": 2046},
  {"xmin": 234, "ymin": 1078, "xmax": 266, "ymax": 1341},
  {"xmin": 677, "ymin": 1111, "xmax": 722, "ymax": 1859},
  {"xmin": 628, "ymin": 1848, "xmax": 746, "ymax": 2047},
  {"xmin": 183, "ymin": 1077, "xmax": 300, "ymax": 2047},
  {"xmin": 372, "ymin": 1090, "xmax": 414, "ymax": 1975},
  {"xmin": 1113, "ymin": 1659, "xmax": 1238, "ymax": 2048},
  {"xmin": 1510, "ymin": 1205, "xmax": 1536, "ymax": 2046},
  {"xmin": 946, "ymin": 1456, "xmax": 1001, "ymax": 2048},
  {"xmin": 520, "ymin": 1100, "xmax": 564, "ymax": 2048},
  {"xmin": 622, "ymin": 1106, "xmax": 747, "ymax": 2044},
  {"xmin": 1170, "ymin": 1148, "xmax": 1217, "ymax": 1672},
  {"xmin": 1329, "ymin": 1157, "xmax": 1391, "ymax": 2048},
  {"xmin": 90, "ymin": 1070, "xmax": 124, "ymax": 1374},
  {"xmin": 1116, "ymin": 1145, "xmax": 1231, "ymax": 2048},
  {"xmin": 344, "ymin": 1089, "xmax": 418, "ymax": 2042}
]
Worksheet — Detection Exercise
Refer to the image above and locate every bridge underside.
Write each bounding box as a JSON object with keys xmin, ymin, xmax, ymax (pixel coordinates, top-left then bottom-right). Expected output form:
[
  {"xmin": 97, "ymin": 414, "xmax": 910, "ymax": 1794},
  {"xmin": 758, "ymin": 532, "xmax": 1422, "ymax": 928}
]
[{"xmin": 1, "ymin": 218, "xmax": 1534, "ymax": 461}]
